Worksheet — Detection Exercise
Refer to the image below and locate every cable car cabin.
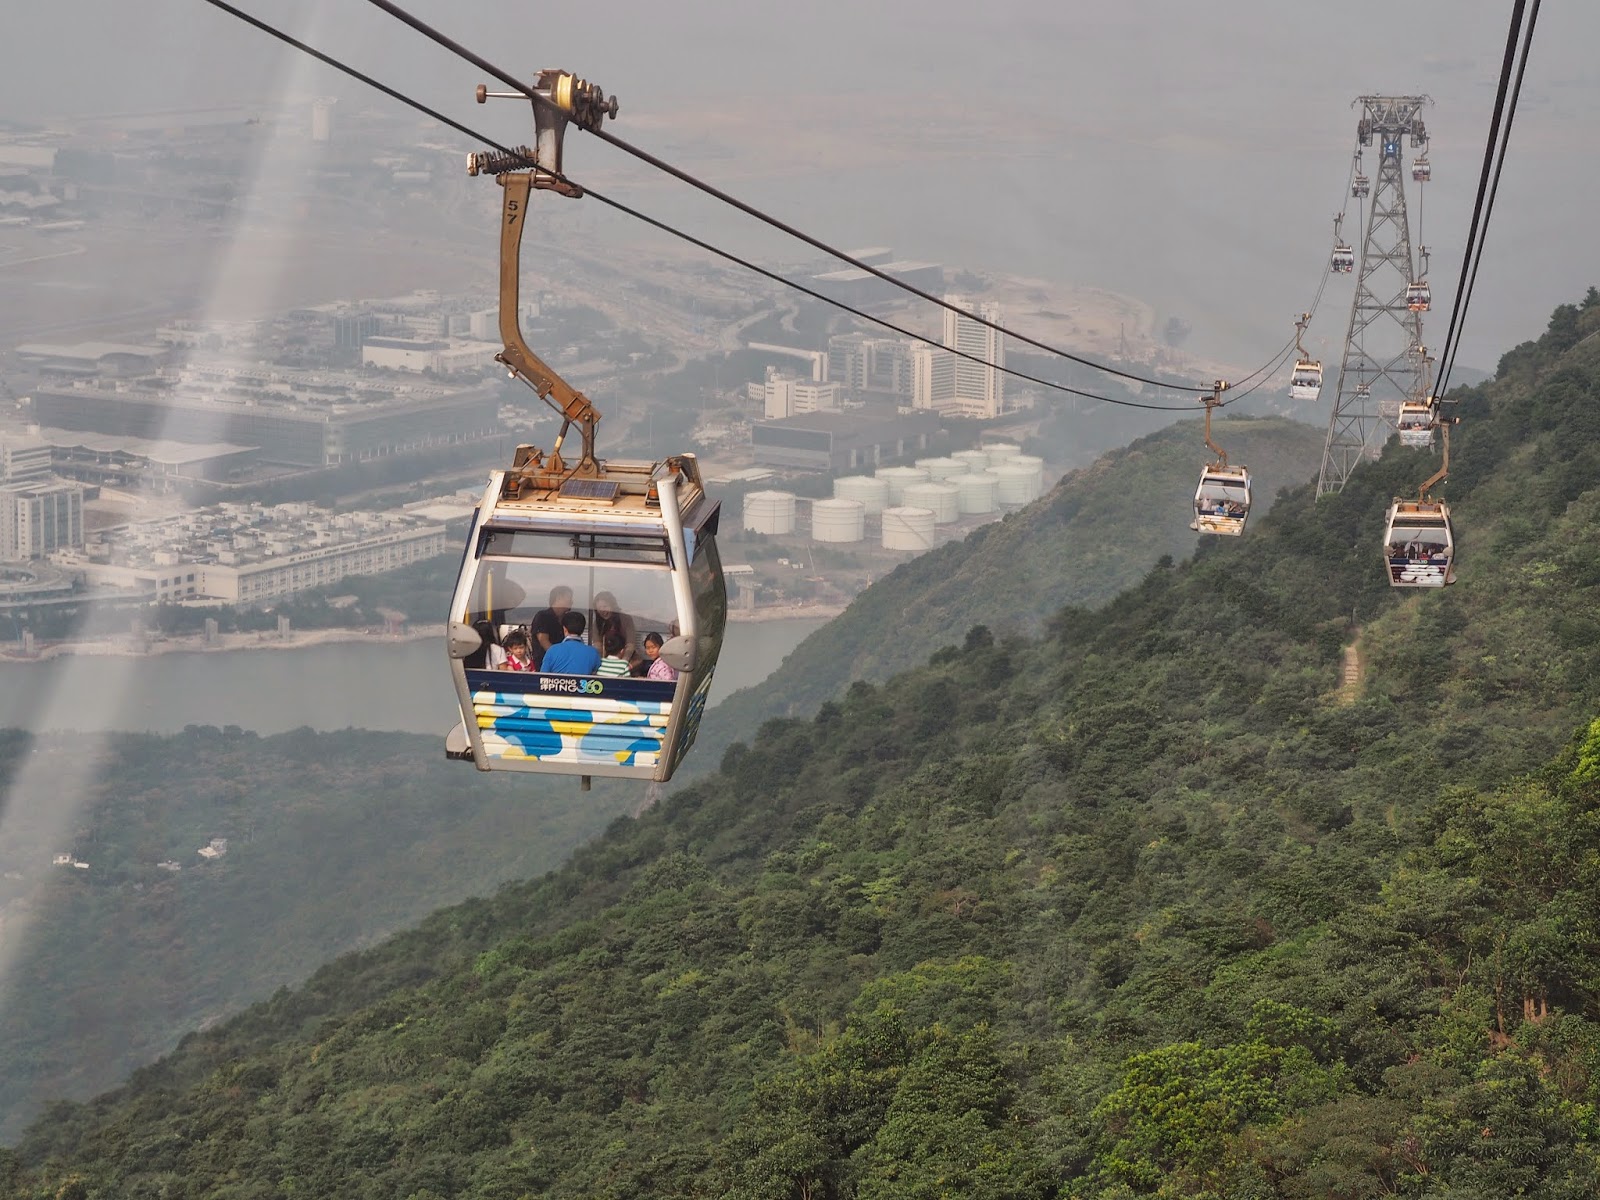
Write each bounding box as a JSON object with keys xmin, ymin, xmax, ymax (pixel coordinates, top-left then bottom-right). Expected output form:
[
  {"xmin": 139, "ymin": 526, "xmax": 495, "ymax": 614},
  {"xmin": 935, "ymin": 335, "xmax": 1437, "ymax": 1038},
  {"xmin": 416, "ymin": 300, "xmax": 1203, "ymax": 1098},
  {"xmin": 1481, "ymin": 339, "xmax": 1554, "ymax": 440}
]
[
  {"xmin": 1397, "ymin": 401, "xmax": 1437, "ymax": 448},
  {"xmin": 1406, "ymin": 281, "xmax": 1431, "ymax": 312},
  {"xmin": 444, "ymin": 454, "xmax": 727, "ymax": 783},
  {"xmin": 1331, "ymin": 244, "xmax": 1355, "ymax": 273},
  {"xmin": 1191, "ymin": 466, "xmax": 1252, "ymax": 536},
  {"xmin": 1352, "ymin": 174, "xmax": 1371, "ymax": 198},
  {"xmin": 1384, "ymin": 500, "xmax": 1455, "ymax": 588},
  {"xmin": 1289, "ymin": 360, "xmax": 1323, "ymax": 401},
  {"xmin": 1412, "ymin": 157, "xmax": 1431, "ymax": 183}
]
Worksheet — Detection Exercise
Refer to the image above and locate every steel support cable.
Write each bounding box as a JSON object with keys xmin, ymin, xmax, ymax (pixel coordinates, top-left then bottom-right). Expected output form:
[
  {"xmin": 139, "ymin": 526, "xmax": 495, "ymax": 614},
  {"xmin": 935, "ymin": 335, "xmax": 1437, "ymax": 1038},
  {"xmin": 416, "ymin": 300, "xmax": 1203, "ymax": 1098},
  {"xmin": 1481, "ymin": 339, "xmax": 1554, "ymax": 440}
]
[
  {"xmin": 1437, "ymin": 0, "xmax": 1541, "ymax": 399},
  {"xmin": 1433, "ymin": 0, "xmax": 1529, "ymax": 399},
  {"xmin": 356, "ymin": 0, "xmax": 1218, "ymax": 395},
  {"xmin": 195, "ymin": 0, "xmax": 1200, "ymax": 413}
]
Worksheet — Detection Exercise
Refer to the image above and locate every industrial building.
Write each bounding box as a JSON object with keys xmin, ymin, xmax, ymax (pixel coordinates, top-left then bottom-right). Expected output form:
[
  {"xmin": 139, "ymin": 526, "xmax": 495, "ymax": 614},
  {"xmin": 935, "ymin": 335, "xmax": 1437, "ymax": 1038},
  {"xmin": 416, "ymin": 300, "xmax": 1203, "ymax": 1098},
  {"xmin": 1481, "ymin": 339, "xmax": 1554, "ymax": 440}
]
[
  {"xmin": 752, "ymin": 411, "xmax": 942, "ymax": 473},
  {"xmin": 17, "ymin": 342, "xmax": 169, "ymax": 378},
  {"xmin": 58, "ymin": 502, "xmax": 447, "ymax": 606},
  {"xmin": 32, "ymin": 372, "xmax": 500, "ymax": 469},
  {"xmin": 811, "ymin": 260, "xmax": 943, "ymax": 307}
]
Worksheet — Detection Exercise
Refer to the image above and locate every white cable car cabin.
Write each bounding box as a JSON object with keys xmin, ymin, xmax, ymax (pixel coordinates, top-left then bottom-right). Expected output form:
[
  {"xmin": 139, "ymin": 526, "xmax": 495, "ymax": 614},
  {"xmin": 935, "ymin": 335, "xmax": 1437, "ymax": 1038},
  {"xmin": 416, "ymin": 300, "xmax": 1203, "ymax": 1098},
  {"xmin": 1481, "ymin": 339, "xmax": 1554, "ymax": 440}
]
[
  {"xmin": 1397, "ymin": 401, "xmax": 1437, "ymax": 448},
  {"xmin": 1290, "ymin": 360, "xmax": 1323, "ymax": 401},
  {"xmin": 1191, "ymin": 466, "xmax": 1252, "ymax": 536},
  {"xmin": 1331, "ymin": 243, "xmax": 1355, "ymax": 273},
  {"xmin": 442, "ymin": 69, "xmax": 726, "ymax": 784},
  {"xmin": 1412, "ymin": 157, "xmax": 1431, "ymax": 183},
  {"xmin": 1406, "ymin": 281, "xmax": 1432, "ymax": 312},
  {"xmin": 1352, "ymin": 174, "xmax": 1371, "ymax": 198},
  {"xmin": 445, "ymin": 455, "xmax": 727, "ymax": 782},
  {"xmin": 1384, "ymin": 500, "xmax": 1455, "ymax": 588}
]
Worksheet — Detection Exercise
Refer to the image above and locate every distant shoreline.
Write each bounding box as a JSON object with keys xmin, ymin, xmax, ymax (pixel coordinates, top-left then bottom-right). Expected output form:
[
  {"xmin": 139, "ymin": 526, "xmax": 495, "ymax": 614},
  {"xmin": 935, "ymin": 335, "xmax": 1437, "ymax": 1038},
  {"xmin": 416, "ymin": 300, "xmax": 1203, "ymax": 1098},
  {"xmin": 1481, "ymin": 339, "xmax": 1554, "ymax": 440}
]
[{"xmin": 0, "ymin": 605, "xmax": 843, "ymax": 663}]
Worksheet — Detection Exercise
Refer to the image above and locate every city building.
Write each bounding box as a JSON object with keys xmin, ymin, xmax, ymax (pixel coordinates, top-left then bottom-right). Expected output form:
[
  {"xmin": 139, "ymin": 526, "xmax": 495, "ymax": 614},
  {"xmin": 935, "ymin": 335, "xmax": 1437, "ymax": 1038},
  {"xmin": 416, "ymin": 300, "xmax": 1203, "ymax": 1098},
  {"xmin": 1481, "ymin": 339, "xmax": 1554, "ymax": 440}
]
[
  {"xmin": 58, "ymin": 501, "xmax": 447, "ymax": 606},
  {"xmin": 0, "ymin": 434, "xmax": 52, "ymax": 484},
  {"xmin": 752, "ymin": 411, "xmax": 942, "ymax": 472},
  {"xmin": 363, "ymin": 337, "xmax": 446, "ymax": 372},
  {"xmin": 762, "ymin": 370, "xmax": 841, "ymax": 420},
  {"xmin": 911, "ymin": 297, "xmax": 1005, "ymax": 418},
  {"xmin": 0, "ymin": 480, "xmax": 84, "ymax": 560},
  {"xmin": 911, "ymin": 344, "xmax": 958, "ymax": 412},
  {"xmin": 828, "ymin": 334, "xmax": 915, "ymax": 397}
]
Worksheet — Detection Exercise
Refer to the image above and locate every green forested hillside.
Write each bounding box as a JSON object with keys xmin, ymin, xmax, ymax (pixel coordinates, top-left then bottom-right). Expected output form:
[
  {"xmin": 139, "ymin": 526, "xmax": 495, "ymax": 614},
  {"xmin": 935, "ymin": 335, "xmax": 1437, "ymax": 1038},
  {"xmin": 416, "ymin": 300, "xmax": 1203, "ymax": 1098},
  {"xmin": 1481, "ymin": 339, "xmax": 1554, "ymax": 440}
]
[
  {"xmin": 7, "ymin": 296, "xmax": 1600, "ymax": 1198},
  {"xmin": 0, "ymin": 729, "xmax": 631, "ymax": 1142},
  {"xmin": 703, "ymin": 416, "xmax": 1323, "ymax": 751}
]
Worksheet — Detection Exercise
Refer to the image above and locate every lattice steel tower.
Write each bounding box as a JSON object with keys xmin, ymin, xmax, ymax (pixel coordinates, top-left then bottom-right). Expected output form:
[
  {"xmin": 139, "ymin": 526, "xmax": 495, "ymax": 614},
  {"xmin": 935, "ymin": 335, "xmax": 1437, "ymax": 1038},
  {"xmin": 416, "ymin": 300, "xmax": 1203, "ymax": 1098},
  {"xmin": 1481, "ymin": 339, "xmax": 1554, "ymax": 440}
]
[{"xmin": 1317, "ymin": 95, "xmax": 1433, "ymax": 495}]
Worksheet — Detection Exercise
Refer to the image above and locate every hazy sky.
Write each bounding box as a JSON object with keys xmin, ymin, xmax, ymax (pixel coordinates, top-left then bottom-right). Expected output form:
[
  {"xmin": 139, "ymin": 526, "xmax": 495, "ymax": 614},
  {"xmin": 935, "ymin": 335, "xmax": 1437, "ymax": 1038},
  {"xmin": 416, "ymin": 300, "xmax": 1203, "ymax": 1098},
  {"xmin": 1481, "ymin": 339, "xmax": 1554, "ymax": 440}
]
[{"xmin": 4, "ymin": 0, "xmax": 1596, "ymax": 374}]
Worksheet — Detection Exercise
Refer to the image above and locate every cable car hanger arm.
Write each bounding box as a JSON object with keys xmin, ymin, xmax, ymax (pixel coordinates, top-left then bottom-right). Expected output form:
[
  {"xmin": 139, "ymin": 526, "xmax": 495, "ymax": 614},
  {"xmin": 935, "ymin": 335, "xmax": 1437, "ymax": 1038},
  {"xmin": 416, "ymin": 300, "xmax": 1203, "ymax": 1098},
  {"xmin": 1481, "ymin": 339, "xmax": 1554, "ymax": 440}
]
[
  {"xmin": 1418, "ymin": 417, "xmax": 1458, "ymax": 502},
  {"xmin": 469, "ymin": 71, "xmax": 618, "ymax": 477},
  {"xmin": 1202, "ymin": 380, "xmax": 1231, "ymax": 468}
]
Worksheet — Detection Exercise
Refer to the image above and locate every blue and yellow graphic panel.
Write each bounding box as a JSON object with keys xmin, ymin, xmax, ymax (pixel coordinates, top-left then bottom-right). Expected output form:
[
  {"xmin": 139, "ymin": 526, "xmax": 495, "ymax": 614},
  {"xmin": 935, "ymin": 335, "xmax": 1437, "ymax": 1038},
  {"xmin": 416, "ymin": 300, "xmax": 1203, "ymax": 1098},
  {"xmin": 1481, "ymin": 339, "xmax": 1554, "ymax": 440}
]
[{"xmin": 466, "ymin": 670, "xmax": 677, "ymax": 771}]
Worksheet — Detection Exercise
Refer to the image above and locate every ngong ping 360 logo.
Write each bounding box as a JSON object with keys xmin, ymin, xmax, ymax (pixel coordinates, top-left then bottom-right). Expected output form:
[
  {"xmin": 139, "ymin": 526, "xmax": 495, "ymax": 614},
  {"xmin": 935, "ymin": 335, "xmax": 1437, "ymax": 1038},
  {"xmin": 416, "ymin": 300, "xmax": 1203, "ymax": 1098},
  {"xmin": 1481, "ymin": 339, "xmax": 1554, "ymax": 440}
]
[{"xmin": 539, "ymin": 677, "xmax": 606, "ymax": 695}]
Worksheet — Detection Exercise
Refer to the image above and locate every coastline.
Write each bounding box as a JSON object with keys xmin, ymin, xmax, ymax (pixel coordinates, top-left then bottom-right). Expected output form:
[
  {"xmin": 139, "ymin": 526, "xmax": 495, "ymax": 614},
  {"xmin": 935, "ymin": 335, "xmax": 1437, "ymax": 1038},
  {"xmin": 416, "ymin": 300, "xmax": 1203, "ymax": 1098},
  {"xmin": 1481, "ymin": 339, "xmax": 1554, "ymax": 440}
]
[{"xmin": 0, "ymin": 604, "xmax": 844, "ymax": 663}]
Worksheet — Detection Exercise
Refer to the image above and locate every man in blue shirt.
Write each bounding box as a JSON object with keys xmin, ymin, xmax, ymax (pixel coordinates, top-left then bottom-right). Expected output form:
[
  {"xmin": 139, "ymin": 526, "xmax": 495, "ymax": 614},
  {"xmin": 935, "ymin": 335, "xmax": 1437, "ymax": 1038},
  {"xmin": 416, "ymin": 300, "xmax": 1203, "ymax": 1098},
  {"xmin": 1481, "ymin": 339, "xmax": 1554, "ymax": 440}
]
[{"xmin": 539, "ymin": 611, "xmax": 602, "ymax": 676}]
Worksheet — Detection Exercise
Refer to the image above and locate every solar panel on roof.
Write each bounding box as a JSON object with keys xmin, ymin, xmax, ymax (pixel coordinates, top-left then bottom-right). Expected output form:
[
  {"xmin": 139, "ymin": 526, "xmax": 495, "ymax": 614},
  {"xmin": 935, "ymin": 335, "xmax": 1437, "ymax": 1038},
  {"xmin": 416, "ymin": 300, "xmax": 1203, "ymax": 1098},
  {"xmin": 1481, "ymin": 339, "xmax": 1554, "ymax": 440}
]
[{"xmin": 559, "ymin": 479, "xmax": 621, "ymax": 503}]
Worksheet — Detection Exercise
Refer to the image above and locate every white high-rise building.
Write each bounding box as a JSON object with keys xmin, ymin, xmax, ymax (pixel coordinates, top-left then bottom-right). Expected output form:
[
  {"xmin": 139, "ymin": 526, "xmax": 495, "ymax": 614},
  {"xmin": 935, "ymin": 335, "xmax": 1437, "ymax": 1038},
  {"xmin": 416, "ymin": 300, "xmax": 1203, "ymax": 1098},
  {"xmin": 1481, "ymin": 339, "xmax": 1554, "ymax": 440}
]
[
  {"xmin": 311, "ymin": 97, "xmax": 337, "ymax": 143},
  {"xmin": 763, "ymin": 370, "xmax": 840, "ymax": 419},
  {"xmin": 0, "ymin": 481, "xmax": 83, "ymax": 560},
  {"xmin": 910, "ymin": 345, "xmax": 957, "ymax": 412},
  {"xmin": 940, "ymin": 295, "xmax": 1005, "ymax": 418}
]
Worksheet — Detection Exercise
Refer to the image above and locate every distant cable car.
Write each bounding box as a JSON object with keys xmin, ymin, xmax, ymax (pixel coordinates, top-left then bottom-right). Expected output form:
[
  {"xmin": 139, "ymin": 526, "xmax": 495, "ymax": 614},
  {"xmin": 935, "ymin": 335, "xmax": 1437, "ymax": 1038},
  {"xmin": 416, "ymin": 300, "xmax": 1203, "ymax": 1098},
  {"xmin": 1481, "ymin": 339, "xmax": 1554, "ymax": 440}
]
[
  {"xmin": 1289, "ymin": 313, "xmax": 1322, "ymax": 401},
  {"xmin": 1406, "ymin": 281, "xmax": 1431, "ymax": 312},
  {"xmin": 444, "ymin": 69, "xmax": 727, "ymax": 786},
  {"xmin": 1290, "ymin": 361, "xmax": 1323, "ymax": 401},
  {"xmin": 1190, "ymin": 382, "xmax": 1251, "ymax": 535},
  {"xmin": 1412, "ymin": 156, "xmax": 1431, "ymax": 183},
  {"xmin": 1332, "ymin": 243, "xmax": 1355, "ymax": 273},
  {"xmin": 1353, "ymin": 174, "xmax": 1370, "ymax": 198},
  {"xmin": 1397, "ymin": 400, "xmax": 1437, "ymax": 448},
  {"xmin": 1384, "ymin": 500, "xmax": 1455, "ymax": 587}
]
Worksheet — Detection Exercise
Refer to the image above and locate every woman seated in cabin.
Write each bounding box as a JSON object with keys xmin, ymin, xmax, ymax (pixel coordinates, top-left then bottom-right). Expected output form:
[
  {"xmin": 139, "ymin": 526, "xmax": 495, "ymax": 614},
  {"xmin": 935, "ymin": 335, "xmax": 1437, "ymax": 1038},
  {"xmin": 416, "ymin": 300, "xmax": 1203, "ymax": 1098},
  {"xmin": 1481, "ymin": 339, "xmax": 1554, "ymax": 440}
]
[
  {"xmin": 592, "ymin": 591, "xmax": 640, "ymax": 669},
  {"xmin": 463, "ymin": 618, "xmax": 506, "ymax": 670}
]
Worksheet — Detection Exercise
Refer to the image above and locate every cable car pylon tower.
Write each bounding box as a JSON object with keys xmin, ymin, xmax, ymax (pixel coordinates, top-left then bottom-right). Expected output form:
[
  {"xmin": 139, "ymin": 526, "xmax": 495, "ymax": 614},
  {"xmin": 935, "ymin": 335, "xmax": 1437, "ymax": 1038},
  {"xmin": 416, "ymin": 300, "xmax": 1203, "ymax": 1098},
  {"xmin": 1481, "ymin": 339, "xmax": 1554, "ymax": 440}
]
[{"xmin": 1317, "ymin": 94, "xmax": 1433, "ymax": 496}]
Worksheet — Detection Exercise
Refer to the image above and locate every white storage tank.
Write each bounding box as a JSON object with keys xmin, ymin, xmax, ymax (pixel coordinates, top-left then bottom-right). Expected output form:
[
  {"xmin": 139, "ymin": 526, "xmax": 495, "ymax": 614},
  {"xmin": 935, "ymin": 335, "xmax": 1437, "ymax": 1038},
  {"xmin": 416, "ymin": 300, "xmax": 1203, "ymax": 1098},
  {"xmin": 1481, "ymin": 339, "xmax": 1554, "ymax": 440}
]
[
  {"xmin": 983, "ymin": 442, "xmax": 1023, "ymax": 467},
  {"xmin": 951, "ymin": 472, "xmax": 999, "ymax": 514},
  {"xmin": 952, "ymin": 449, "xmax": 993, "ymax": 474},
  {"xmin": 881, "ymin": 506, "xmax": 937, "ymax": 551},
  {"xmin": 993, "ymin": 463, "xmax": 1038, "ymax": 506},
  {"xmin": 743, "ymin": 490, "xmax": 797, "ymax": 535},
  {"xmin": 1008, "ymin": 453, "xmax": 1046, "ymax": 483},
  {"xmin": 811, "ymin": 498, "xmax": 865, "ymax": 543},
  {"xmin": 914, "ymin": 456, "xmax": 964, "ymax": 481},
  {"xmin": 833, "ymin": 474, "xmax": 890, "ymax": 515},
  {"xmin": 875, "ymin": 466, "xmax": 930, "ymax": 505},
  {"xmin": 902, "ymin": 481, "xmax": 961, "ymax": 524}
]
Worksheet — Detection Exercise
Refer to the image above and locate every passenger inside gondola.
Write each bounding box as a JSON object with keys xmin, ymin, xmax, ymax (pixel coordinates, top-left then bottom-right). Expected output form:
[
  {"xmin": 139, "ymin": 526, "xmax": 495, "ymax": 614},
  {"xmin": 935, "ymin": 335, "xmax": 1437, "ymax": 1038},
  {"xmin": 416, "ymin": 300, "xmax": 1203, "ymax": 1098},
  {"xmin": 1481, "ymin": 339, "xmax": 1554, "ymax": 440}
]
[
  {"xmin": 463, "ymin": 550, "xmax": 682, "ymax": 681},
  {"xmin": 1388, "ymin": 530, "xmax": 1449, "ymax": 562},
  {"xmin": 501, "ymin": 630, "xmax": 536, "ymax": 671}
]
